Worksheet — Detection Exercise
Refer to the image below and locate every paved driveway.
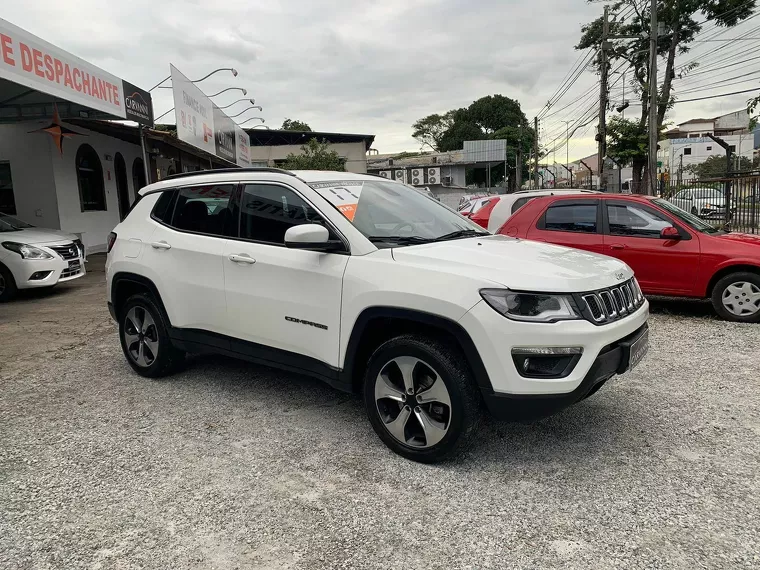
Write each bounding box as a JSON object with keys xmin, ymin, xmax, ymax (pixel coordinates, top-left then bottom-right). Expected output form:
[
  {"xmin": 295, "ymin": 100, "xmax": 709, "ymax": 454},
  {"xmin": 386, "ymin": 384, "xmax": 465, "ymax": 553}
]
[{"xmin": 1, "ymin": 263, "xmax": 758, "ymax": 569}]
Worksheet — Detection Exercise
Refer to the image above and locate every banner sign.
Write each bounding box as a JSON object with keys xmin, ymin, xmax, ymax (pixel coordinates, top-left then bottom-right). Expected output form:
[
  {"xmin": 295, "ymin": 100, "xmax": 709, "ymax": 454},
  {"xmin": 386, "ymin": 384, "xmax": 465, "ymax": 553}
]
[
  {"xmin": 0, "ymin": 19, "xmax": 152, "ymax": 124},
  {"xmin": 171, "ymin": 64, "xmax": 249, "ymax": 166},
  {"xmin": 235, "ymin": 125, "xmax": 251, "ymax": 167}
]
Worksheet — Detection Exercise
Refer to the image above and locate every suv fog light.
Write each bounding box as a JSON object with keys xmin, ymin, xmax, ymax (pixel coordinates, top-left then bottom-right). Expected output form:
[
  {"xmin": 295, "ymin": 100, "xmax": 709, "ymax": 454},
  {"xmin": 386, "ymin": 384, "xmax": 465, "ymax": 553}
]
[{"xmin": 511, "ymin": 347, "xmax": 583, "ymax": 379}]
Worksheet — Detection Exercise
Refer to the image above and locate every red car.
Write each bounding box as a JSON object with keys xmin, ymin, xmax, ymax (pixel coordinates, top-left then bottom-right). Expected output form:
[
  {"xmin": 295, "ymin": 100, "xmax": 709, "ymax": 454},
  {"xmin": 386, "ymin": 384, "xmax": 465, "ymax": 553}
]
[
  {"xmin": 470, "ymin": 196, "xmax": 501, "ymax": 229},
  {"xmin": 498, "ymin": 193, "xmax": 760, "ymax": 322}
]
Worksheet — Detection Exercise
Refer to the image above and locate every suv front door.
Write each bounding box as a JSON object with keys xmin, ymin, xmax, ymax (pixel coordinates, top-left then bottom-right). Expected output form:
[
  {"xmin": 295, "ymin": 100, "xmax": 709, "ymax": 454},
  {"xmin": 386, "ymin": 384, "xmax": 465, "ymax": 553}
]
[
  {"xmin": 526, "ymin": 198, "xmax": 604, "ymax": 253},
  {"xmin": 222, "ymin": 182, "xmax": 348, "ymax": 370},
  {"xmin": 602, "ymin": 199, "xmax": 700, "ymax": 295}
]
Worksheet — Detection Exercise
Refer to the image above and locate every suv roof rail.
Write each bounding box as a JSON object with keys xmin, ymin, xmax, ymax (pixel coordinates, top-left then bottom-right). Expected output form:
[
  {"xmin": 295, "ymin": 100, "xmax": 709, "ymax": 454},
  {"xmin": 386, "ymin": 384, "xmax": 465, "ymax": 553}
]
[{"xmin": 163, "ymin": 167, "xmax": 296, "ymax": 181}]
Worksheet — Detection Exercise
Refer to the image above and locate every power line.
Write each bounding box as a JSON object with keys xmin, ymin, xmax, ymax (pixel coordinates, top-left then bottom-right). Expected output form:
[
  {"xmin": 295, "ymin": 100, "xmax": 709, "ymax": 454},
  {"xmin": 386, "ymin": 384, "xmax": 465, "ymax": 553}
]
[{"xmin": 673, "ymin": 87, "xmax": 759, "ymax": 104}]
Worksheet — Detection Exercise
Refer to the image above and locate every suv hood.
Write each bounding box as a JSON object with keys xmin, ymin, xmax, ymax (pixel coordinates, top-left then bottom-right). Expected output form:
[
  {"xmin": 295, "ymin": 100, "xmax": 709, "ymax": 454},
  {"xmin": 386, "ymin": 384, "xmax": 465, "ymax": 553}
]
[
  {"xmin": 391, "ymin": 235, "xmax": 633, "ymax": 292},
  {"xmin": 0, "ymin": 228, "xmax": 78, "ymax": 245}
]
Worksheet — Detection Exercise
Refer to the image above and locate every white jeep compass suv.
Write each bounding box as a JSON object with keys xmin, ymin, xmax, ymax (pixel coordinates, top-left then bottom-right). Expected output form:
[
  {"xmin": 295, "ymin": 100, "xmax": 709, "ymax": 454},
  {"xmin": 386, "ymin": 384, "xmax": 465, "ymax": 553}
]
[{"xmin": 106, "ymin": 168, "xmax": 649, "ymax": 462}]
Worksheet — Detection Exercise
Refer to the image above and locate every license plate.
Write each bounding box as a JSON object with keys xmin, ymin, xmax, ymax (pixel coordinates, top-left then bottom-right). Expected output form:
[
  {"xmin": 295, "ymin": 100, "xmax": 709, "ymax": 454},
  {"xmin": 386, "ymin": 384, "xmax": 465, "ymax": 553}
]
[
  {"xmin": 68, "ymin": 260, "xmax": 81, "ymax": 269},
  {"xmin": 627, "ymin": 329, "xmax": 649, "ymax": 372}
]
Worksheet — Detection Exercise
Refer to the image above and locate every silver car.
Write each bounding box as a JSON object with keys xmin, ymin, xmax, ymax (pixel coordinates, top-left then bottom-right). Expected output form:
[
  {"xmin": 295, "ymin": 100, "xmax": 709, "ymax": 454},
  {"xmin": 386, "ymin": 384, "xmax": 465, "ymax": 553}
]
[{"xmin": 668, "ymin": 187, "xmax": 727, "ymax": 218}]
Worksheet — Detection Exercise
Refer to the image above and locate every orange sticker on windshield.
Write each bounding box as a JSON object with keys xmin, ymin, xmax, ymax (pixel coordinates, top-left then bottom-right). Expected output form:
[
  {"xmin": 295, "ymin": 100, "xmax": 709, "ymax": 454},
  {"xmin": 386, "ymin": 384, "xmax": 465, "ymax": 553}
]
[{"xmin": 338, "ymin": 203, "xmax": 357, "ymax": 221}]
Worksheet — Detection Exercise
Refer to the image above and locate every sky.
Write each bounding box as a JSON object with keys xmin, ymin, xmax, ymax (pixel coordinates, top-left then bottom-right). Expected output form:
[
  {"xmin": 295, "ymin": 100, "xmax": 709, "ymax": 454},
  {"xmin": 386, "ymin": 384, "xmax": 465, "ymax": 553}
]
[{"xmin": 3, "ymin": 0, "xmax": 759, "ymax": 161}]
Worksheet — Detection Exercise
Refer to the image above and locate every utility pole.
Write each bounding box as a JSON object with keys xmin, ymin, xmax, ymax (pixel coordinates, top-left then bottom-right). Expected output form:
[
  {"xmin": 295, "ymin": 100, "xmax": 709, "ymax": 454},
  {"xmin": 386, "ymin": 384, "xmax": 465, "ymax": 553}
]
[
  {"xmin": 516, "ymin": 124, "xmax": 523, "ymax": 192},
  {"xmin": 534, "ymin": 117, "xmax": 540, "ymax": 189},
  {"xmin": 562, "ymin": 120, "xmax": 572, "ymax": 187},
  {"xmin": 647, "ymin": 0, "xmax": 658, "ymax": 195},
  {"xmin": 598, "ymin": 5, "xmax": 610, "ymax": 191},
  {"xmin": 621, "ymin": 71, "xmax": 626, "ymax": 120}
]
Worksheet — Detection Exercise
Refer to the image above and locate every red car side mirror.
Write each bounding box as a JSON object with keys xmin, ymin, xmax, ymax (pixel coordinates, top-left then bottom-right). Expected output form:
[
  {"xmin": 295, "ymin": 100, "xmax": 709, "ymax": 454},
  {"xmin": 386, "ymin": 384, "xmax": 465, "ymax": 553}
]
[{"xmin": 661, "ymin": 226, "xmax": 681, "ymax": 240}]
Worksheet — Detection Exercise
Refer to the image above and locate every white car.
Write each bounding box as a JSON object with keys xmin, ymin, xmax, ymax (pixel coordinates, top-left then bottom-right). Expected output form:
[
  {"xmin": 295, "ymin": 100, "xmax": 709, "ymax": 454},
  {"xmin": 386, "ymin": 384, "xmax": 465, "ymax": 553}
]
[
  {"xmin": 458, "ymin": 196, "xmax": 493, "ymax": 217},
  {"xmin": 106, "ymin": 169, "xmax": 649, "ymax": 462},
  {"xmin": 487, "ymin": 189, "xmax": 598, "ymax": 233},
  {"xmin": 0, "ymin": 213, "xmax": 86, "ymax": 301},
  {"xmin": 668, "ymin": 187, "xmax": 728, "ymax": 218}
]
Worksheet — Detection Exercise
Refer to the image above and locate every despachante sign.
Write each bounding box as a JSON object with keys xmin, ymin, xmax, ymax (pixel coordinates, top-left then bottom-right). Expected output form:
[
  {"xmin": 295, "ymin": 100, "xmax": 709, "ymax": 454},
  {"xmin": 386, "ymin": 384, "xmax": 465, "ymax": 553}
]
[{"xmin": 0, "ymin": 18, "xmax": 152, "ymax": 124}]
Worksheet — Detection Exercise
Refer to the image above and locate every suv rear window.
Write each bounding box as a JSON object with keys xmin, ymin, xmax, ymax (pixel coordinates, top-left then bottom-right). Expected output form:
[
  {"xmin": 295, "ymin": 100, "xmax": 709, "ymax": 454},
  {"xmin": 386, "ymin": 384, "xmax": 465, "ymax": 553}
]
[
  {"xmin": 150, "ymin": 185, "xmax": 236, "ymax": 236},
  {"xmin": 151, "ymin": 191, "xmax": 178, "ymax": 224}
]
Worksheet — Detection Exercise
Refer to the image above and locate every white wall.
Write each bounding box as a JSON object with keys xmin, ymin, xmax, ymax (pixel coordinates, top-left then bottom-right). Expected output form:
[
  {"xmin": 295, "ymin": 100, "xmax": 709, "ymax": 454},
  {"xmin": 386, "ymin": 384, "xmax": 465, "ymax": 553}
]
[
  {"xmin": 0, "ymin": 123, "xmax": 60, "ymax": 229},
  {"xmin": 249, "ymin": 141, "xmax": 368, "ymax": 173},
  {"xmin": 49, "ymin": 123, "xmax": 143, "ymax": 252}
]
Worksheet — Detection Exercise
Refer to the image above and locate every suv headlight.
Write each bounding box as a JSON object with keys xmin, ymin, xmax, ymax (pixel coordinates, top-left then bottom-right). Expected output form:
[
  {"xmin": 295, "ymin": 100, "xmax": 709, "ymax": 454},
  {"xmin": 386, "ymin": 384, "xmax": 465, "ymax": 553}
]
[
  {"xmin": 480, "ymin": 289, "xmax": 581, "ymax": 323},
  {"xmin": 2, "ymin": 242, "xmax": 54, "ymax": 260}
]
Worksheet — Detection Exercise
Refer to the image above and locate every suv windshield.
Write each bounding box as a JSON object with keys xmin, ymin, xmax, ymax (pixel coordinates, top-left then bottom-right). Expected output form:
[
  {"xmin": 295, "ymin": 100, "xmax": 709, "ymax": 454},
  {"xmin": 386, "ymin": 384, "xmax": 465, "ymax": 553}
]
[
  {"xmin": 654, "ymin": 199, "xmax": 722, "ymax": 234},
  {"xmin": 310, "ymin": 179, "xmax": 488, "ymax": 246},
  {"xmin": 0, "ymin": 213, "xmax": 34, "ymax": 232}
]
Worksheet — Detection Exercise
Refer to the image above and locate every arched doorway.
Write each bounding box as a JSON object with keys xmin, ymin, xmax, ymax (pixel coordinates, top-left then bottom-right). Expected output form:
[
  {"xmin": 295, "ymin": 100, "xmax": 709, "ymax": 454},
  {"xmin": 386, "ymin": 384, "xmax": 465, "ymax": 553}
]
[
  {"xmin": 132, "ymin": 158, "xmax": 146, "ymax": 194},
  {"xmin": 114, "ymin": 153, "xmax": 130, "ymax": 220},
  {"xmin": 75, "ymin": 144, "xmax": 105, "ymax": 211}
]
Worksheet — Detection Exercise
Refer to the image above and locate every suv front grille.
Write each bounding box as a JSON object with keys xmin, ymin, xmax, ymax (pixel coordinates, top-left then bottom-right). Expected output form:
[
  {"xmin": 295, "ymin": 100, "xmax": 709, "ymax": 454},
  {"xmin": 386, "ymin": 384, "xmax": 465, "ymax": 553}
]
[
  {"xmin": 49, "ymin": 243, "xmax": 79, "ymax": 260},
  {"xmin": 577, "ymin": 279, "xmax": 644, "ymax": 325}
]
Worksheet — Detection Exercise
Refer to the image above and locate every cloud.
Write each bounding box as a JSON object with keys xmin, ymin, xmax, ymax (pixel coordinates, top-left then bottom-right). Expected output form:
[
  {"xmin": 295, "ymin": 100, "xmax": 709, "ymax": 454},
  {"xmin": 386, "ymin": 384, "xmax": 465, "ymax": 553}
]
[{"xmin": 3, "ymin": 0, "xmax": 756, "ymax": 158}]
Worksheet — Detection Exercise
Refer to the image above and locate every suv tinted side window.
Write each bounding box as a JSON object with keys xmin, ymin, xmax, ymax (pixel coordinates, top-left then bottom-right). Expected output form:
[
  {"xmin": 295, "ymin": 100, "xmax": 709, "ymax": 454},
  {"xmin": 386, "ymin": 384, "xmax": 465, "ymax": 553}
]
[
  {"xmin": 153, "ymin": 185, "xmax": 236, "ymax": 236},
  {"xmin": 151, "ymin": 190, "xmax": 178, "ymax": 223},
  {"xmin": 240, "ymin": 184, "xmax": 326, "ymax": 245},
  {"xmin": 544, "ymin": 203, "xmax": 597, "ymax": 233}
]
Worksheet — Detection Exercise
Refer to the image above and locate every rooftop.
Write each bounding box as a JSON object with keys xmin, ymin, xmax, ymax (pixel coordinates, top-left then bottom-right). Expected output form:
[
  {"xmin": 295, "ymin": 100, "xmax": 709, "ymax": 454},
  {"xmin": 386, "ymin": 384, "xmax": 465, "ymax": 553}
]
[{"xmin": 244, "ymin": 129, "xmax": 375, "ymax": 150}]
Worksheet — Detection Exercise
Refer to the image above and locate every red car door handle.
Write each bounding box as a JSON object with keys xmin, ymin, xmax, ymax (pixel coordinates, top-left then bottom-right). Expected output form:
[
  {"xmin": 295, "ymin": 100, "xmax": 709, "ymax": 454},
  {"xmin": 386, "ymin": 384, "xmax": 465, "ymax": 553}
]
[{"xmin": 609, "ymin": 244, "xmax": 626, "ymax": 250}]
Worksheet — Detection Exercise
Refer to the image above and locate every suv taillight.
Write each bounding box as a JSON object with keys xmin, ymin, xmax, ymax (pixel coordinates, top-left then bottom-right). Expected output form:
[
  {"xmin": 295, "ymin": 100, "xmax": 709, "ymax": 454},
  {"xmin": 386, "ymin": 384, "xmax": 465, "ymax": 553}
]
[{"xmin": 107, "ymin": 232, "xmax": 117, "ymax": 253}]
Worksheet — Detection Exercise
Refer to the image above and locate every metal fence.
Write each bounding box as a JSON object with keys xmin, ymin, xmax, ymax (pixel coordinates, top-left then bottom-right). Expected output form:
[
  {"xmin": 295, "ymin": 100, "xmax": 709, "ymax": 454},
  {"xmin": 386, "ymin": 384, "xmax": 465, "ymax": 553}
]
[{"xmin": 658, "ymin": 171, "xmax": 760, "ymax": 234}]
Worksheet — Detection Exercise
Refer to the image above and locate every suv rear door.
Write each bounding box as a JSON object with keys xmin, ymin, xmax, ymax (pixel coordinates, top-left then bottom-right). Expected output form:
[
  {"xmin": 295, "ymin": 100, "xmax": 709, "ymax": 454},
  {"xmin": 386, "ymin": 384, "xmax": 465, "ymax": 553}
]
[
  {"xmin": 222, "ymin": 181, "xmax": 348, "ymax": 369},
  {"xmin": 143, "ymin": 184, "xmax": 234, "ymax": 337},
  {"xmin": 526, "ymin": 198, "xmax": 604, "ymax": 253}
]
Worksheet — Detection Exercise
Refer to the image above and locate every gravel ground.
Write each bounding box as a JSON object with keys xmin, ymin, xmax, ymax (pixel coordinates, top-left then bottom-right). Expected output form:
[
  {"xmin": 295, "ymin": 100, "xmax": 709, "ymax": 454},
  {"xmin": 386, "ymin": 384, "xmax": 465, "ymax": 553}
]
[{"xmin": 1, "ymin": 275, "xmax": 759, "ymax": 569}]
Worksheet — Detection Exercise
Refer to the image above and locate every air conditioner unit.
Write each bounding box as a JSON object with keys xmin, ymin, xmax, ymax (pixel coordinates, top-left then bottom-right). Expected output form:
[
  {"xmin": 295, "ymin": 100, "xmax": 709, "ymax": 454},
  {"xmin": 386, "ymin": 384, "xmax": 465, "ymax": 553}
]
[
  {"xmin": 410, "ymin": 168, "xmax": 424, "ymax": 185},
  {"xmin": 427, "ymin": 167, "xmax": 441, "ymax": 185},
  {"xmin": 394, "ymin": 169, "xmax": 406, "ymax": 183},
  {"xmin": 378, "ymin": 170, "xmax": 392, "ymax": 179}
]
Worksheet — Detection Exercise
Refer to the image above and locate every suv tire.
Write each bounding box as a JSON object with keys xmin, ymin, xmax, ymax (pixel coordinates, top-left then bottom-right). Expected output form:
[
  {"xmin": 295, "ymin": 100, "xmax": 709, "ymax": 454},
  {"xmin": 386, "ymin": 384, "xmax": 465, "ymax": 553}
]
[
  {"xmin": 711, "ymin": 272, "xmax": 760, "ymax": 323},
  {"xmin": 363, "ymin": 334, "xmax": 482, "ymax": 463},
  {"xmin": 0, "ymin": 264, "xmax": 17, "ymax": 302},
  {"xmin": 119, "ymin": 293, "xmax": 184, "ymax": 377}
]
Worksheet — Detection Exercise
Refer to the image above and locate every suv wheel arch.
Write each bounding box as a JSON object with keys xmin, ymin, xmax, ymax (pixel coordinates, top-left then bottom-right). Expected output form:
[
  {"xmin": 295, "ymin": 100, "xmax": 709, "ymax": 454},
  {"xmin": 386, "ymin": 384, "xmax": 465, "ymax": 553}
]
[
  {"xmin": 341, "ymin": 307, "xmax": 492, "ymax": 395},
  {"xmin": 111, "ymin": 272, "xmax": 170, "ymax": 323}
]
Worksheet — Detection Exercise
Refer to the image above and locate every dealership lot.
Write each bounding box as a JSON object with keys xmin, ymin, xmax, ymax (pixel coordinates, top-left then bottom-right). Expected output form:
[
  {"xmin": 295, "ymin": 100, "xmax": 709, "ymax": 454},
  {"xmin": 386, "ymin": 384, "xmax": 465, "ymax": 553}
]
[{"xmin": 1, "ymin": 260, "xmax": 759, "ymax": 569}]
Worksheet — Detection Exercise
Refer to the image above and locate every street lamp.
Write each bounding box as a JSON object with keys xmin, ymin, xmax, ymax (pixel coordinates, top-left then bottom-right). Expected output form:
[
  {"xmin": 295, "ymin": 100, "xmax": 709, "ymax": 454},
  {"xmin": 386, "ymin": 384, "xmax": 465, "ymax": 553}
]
[
  {"xmin": 228, "ymin": 106, "xmax": 263, "ymax": 118},
  {"xmin": 218, "ymin": 98, "xmax": 256, "ymax": 110},
  {"xmin": 238, "ymin": 117, "xmax": 266, "ymax": 126},
  {"xmin": 208, "ymin": 87, "xmax": 247, "ymax": 98},
  {"xmin": 248, "ymin": 125, "xmax": 270, "ymax": 130},
  {"xmin": 149, "ymin": 67, "xmax": 238, "ymax": 91}
]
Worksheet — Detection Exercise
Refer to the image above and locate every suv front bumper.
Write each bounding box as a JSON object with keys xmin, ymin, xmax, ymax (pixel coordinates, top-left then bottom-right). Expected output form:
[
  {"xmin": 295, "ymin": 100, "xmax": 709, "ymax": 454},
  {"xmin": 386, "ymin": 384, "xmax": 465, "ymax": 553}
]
[
  {"xmin": 481, "ymin": 323, "xmax": 648, "ymax": 420},
  {"xmin": 459, "ymin": 298, "xmax": 649, "ymax": 418}
]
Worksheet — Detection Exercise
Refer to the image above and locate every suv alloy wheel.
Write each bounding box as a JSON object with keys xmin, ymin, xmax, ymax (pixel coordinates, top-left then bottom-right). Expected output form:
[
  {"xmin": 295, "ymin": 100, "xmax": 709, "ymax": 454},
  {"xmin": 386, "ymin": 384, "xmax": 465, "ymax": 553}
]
[
  {"xmin": 119, "ymin": 294, "xmax": 184, "ymax": 377},
  {"xmin": 363, "ymin": 334, "xmax": 482, "ymax": 463}
]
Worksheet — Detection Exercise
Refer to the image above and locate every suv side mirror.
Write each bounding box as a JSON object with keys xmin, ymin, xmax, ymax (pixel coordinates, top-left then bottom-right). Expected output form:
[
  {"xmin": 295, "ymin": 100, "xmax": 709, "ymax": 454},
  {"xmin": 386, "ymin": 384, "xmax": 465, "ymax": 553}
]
[
  {"xmin": 285, "ymin": 224, "xmax": 345, "ymax": 252},
  {"xmin": 660, "ymin": 226, "xmax": 681, "ymax": 240}
]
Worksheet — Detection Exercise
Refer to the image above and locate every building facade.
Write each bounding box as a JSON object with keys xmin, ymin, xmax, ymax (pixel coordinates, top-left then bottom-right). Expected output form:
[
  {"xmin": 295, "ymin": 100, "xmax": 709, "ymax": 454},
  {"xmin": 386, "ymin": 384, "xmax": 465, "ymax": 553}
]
[{"xmin": 659, "ymin": 110, "xmax": 755, "ymax": 177}]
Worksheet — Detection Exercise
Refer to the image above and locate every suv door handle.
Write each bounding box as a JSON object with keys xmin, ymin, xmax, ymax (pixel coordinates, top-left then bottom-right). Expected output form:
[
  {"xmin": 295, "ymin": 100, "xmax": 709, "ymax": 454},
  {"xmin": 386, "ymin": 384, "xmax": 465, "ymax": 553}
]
[
  {"xmin": 150, "ymin": 241, "xmax": 171, "ymax": 250},
  {"xmin": 229, "ymin": 254, "xmax": 256, "ymax": 264},
  {"xmin": 609, "ymin": 244, "xmax": 626, "ymax": 250}
]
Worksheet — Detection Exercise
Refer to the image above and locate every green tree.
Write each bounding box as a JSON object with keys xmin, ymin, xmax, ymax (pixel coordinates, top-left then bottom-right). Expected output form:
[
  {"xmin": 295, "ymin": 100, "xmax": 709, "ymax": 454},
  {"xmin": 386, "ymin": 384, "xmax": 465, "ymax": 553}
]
[
  {"xmin": 280, "ymin": 139, "xmax": 344, "ymax": 171},
  {"xmin": 411, "ymin": 111, "xmax": 457, "ymax": 151},
  {"xmin": 281, "ymin": 118, "xmax": 312, "ymax": 131},
  {"xmin": 605, "ymin": 117, "xmax": 648, "ymax": 190},
  {"xmin": 686, "ymin": 154, "xmax": 753, "ymax": 178},
  {"xmin": 578, "ymin": 0, "xmax": 756, "ymax": 191},
  {"xmin": 411, "ymin": 95, "xmax": 535, "ymax": 191}
]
